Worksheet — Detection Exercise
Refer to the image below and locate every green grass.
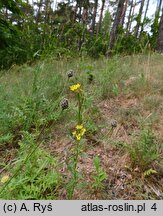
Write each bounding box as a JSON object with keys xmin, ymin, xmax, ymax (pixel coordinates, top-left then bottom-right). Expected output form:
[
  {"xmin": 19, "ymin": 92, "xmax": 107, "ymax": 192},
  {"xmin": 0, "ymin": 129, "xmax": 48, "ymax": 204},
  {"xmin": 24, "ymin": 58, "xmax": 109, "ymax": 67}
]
[
  {"xmin": 1, "ymin": 132, "xmax": 61, "ymax": 199},
  {"xmin": 127, "ymin": 129, "xmax": 160, "ymax": 170},
  {"xmin": 0, "ymin": 53, "xmax": 163, "ymax": 199}
]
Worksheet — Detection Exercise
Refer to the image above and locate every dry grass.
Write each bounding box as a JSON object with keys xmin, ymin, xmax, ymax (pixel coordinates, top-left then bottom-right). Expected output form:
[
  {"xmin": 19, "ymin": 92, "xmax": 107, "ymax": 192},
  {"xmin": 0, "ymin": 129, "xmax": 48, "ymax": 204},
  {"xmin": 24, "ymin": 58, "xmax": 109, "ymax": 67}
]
[{"xmin": 0, "ymin": 53, "xmax": 163, "ymax": 199}]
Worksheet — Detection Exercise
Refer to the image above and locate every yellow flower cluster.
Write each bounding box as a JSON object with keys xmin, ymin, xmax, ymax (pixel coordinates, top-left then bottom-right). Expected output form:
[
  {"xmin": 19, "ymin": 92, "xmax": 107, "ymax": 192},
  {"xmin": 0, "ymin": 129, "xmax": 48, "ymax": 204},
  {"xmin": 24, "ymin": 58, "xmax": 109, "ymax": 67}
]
[
  {"xmin": 72, "ymin": 124, "xmax": 86, "ymax": 141},
  {"xmin": 1, "ymin": 175, "xmax": 9, "ymax": 184},
  {"xmin": 70, "ymin": 83, "xmax": 81, "ymax": 92}
]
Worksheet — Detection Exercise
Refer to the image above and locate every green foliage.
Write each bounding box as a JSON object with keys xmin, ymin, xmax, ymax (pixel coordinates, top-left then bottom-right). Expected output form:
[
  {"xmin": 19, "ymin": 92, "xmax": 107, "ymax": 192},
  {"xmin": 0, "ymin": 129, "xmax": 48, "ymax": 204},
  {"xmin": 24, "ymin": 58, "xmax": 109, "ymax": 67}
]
[
  {"xmin": 113, "ymin": 32, "xmax": 150, "ymax": 54},
  {"xmin": 0, "ymin": 0, "xmax": 160, "ymax": 68},
  {"xmin": 92, "ymin": 156, "xmax": 107, "ymax": 191},
  {"xmin": 144, "ymin": 168, "xmax": 157, "ymax": 177},
  {"xmin": 95, "ymin": 56, "xmax": 125, "ymax": 99},
  {"xmin": 112, "ymin": 83, "xmax": 119, "ymax": 96},
  {"xmin": 0, "ymin": 132, "xmax": 61, "ymax": 199},
  {"xmin": 101, "ymin": 10, "xmax": 111, "ymax": 36},
  {"xmin": 0, "ymin": 64, "xmax": 65, "ymax": 147},
  {"xmin": 0, "ymin": 0, "xmax": 25, "ymax": 68},
  {"xmin": 134, "ymin": 14, "xmax": 141, "ymax": 25},
  {"xmin": 150, "ymin": 11, "xmax": 160, "ymax": 49},
  {"xmin": 83, "ymin": 36, "xmax": 108, "ymax": 58},
  {"xmin": 0, "ymin": 0, "xmax": 22, "ymax": 14},
  {"xmin": 128, "ymin": 129, "xmax": 160, "ymax": 170}
]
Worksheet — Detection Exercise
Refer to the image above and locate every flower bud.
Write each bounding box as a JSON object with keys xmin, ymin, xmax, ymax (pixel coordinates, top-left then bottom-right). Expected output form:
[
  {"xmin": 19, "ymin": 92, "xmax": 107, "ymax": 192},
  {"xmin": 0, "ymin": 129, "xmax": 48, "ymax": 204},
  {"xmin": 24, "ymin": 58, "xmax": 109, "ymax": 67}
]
[
  {"xmin": 60, "ymin": 98, "xmax": 69, "ymax": 110},
  {"xmin": 111, "ymin": 119, "xmax": 117, "ymax": 128},
  {"xmin": 67, "ymin": 70, "xmax": 74, "ymax": 78}
]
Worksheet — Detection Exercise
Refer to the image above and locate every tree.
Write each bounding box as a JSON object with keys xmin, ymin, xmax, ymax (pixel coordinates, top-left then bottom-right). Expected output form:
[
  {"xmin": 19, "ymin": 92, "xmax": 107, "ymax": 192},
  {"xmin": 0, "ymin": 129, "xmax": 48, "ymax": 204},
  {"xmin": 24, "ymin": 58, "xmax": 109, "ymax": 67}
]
[
  {"xmin": 128, "ymin": 0, "xmax": 137, "ymax": 33},
  {"xmin": 120, "ymin": 0, "xmax": 128, "ymax": 27},
  {"xmin": 91, "ymin": 0, "xmax": 98, "ymax": 35},
  {"xmin": 97, "ymin": 0, "xmax": 105, "ymax": 36},
  {"xmin": 157, "ymin": 8, "xmax": 163, "ymax": 52},
  {"xmin": 150, "ymin": 0, "xmax": 163, "ymax": 49},
  {"xmin": 109, "ymin": 0, "xmax": 126, "ymax": 51},
  {"xmin": 156, "ymin": 0, "xmax": 163, "ymax": 16},
  {"xmin": 35, "ymin": 0, "xmax": 43, "ymax": 25},
  {"xmin": 135, "ymin": 0, "xmax": 145, "ymax": 38},
  {"xmin": 140, "ymin": 0, "xmax": 150, "ymax": 34},
  {"xmin": 126, "ymin": 0, "xmax": 134, "ymax": 32},
  {"xmin": 0, "ymin": 0, "xmax": 22, "ymax": 14},
  {"xmin": 0, "ymin": 0, "xmax": 23, "ymax": 49}
]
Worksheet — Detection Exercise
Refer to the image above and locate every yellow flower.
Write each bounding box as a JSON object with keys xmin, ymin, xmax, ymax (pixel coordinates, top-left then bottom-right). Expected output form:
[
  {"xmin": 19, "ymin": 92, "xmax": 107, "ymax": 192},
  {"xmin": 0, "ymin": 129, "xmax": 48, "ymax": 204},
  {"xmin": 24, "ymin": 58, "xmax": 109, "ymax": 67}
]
[
  {"xmin": 72, "ymin": 131, "xmax": 77, "ymax": 136},
  {"xmin": 76, "ymin": 124, "xmax": 83, "ymax": 130},
  {"xmin": 72, "ymin": 125, "xmax": 86, "ymax": 141},
  {"xmin": 76, "ymin": 134, "xmax": 81, "ymax": 141},
  {"xmin": 81, "ymin": 128, "xmax": 86, "ymax": 136},
  {"xmin": 1, "ymin": 175, "xmax": 9, "ymax": 184},
  {"xmin": 70, "ymin": 84, "xmax": 81, "ymax": 92}
]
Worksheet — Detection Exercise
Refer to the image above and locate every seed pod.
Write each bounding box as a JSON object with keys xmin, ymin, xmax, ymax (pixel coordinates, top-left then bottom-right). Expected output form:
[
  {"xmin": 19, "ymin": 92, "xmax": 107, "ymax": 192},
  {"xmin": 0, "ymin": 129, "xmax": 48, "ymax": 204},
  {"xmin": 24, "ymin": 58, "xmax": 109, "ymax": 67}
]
[
  {"xmin": 111, "ymin": 119, "xmax": 117, "ymax": 128},
  {"xmin": 67, "ymin": 70, "xmax": 74, "ymax": 78},
  {"xmin": 60, "ymin": 98, "xmax": 69, "ymax": 110}
]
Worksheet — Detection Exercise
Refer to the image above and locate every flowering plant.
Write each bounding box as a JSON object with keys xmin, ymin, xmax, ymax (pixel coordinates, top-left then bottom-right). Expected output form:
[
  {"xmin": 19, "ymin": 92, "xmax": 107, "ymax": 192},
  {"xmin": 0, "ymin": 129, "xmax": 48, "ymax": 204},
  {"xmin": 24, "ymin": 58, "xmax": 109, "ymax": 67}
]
[{"xmin": 67, "ymin": 83, "xmax": 86, "ymax": 199}]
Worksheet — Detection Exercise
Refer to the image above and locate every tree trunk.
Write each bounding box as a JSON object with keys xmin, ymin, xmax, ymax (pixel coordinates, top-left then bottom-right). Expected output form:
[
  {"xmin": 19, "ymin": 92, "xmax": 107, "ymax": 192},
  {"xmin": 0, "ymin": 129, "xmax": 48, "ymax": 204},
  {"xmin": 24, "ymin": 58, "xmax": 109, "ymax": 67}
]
[
  {"xmin": 156, "ymin": 0, "xmax": 163, "ymax": 16},
  {"xmin": 154, "ymin": 0, "xmax": 163, "ymax": 22},
  {"xmin": 157, "ymin": 8, "xmax": 163, "ymax": 52},
  {"xmin": 73, "ymin": 1, "xmax": 78, "ymax": 22},
  {"xmin": 120, "ymin": 0, "xmax": 128, "ymax": 27},
  {"xmin": 109, "ymin": 0, "xmax": 126, "ymax": 51},
  {"xmin": 135, "ymin": 0, "xmax": 145, "ymax": 38},
  {"xmin": 140, "ymin": 0, "xmax": 150, "ymax": 34},
  {"xmin": 78, "ymin": 0, "xmax": 89, "ymax": 50},
  {"xmin": 151, "ymin": 0, "xmax": 163, "ymax": 49},
  {"xmin": 45, "ymin": 0, "xmax": 50, "ymax": 24},
  {"xmin": 91, "ymin": 0, "xmax": 98, "ymax": 35},
  {"xmin": 97, "ymin": 0, "xmax": 105, "ymax": 36},
  {"xmin": 82, "ymin": 1, "xmax": 89, "ymax": 24},
  {"xmin": 126, "ymin": 0, "xmax": 134, "ymax": 33},
  {"xmin": 128, "ymin": 0, "xmax": 137, "ymax": 33},
  {"xmin": 36, "ymin": 0, "xmax": 43, "ymax": 25},
  {"xmin": 78, "ymin": 1, "xmax": 82, "ymax": 23}
]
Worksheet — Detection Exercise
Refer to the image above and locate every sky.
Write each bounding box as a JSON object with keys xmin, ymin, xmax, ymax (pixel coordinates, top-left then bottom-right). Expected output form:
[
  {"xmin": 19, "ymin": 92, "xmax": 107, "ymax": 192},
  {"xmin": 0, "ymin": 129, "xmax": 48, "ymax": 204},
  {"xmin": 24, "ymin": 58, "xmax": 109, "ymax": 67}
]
[{"xmin": 28, "ymin": 0, "xmax": 158, "ymax": 22}]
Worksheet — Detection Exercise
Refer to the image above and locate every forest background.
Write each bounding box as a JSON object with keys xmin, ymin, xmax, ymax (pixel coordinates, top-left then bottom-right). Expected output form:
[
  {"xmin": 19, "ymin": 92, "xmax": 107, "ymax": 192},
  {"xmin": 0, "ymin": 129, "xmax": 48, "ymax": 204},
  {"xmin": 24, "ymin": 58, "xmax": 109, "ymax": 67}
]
[{"xmin": 1, "ymin": 0, "xmax": 163, "ymax": 69}]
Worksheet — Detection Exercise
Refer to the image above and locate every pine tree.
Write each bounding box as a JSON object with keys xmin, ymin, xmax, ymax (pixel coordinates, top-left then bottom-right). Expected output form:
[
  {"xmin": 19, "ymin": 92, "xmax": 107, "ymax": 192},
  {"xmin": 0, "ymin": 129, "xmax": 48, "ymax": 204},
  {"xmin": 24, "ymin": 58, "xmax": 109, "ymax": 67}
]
[
  {"xmin": 91, "ymin": 0, "xmax": 98, "ymax": 34},
  {"xmin": 157, "ymin": 8, "xmax": 163, "ymax": 52},
  {"xmin": 109, "ymin": 0, "xmax": 126, "ymax": 51},
  {"xmin": 135, "ymin": 0, "xmax": 145, "ymax": 38},
  {"xmin": 97, "ymin": 0, "xmax": 105, "ymax": 36},
  {"xmin": 140, "ymin": 0, "xmax": 150, "ymax": 34}
]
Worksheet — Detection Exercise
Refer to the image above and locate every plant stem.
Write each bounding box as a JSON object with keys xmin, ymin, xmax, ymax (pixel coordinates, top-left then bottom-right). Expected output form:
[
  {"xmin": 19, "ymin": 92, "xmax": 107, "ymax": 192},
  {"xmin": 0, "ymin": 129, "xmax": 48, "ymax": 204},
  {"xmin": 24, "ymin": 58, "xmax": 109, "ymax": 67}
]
[
  {"xmin": 68, "ymin": 139, "xmax": 80, "ymax": 199},
  {"xmin": 77, "ymin": 93, "xmax": 82, "ymax": 124}
]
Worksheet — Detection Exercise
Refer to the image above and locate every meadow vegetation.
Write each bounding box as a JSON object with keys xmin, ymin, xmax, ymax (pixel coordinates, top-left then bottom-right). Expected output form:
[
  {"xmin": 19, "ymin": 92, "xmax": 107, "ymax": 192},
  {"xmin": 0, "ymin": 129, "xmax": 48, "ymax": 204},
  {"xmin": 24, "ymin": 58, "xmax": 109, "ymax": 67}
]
[{"xmin": 0, "ymin": 53, "xmax": 162, "ymax": 199}]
